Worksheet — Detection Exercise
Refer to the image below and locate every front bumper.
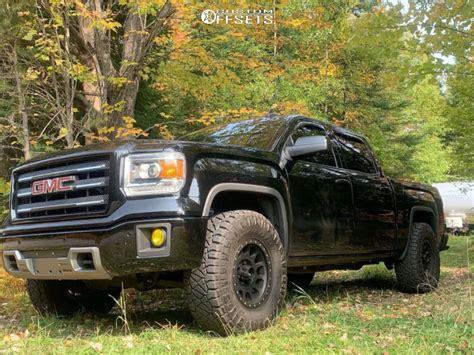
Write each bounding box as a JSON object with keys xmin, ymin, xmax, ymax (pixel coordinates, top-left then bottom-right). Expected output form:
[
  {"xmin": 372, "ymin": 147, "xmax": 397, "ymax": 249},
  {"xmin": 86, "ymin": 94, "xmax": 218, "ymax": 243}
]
[{"xmin": 0, "ymin": 217, "xmax": 207, "ymax": 280}]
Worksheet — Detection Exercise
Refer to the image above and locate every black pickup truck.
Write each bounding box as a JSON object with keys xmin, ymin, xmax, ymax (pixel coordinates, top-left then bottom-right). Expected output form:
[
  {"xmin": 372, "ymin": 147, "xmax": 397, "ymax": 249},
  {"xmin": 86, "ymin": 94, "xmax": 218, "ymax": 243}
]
[{"xmin": 0, "ymin": 115, "xmax": 448, "ymax": 334}]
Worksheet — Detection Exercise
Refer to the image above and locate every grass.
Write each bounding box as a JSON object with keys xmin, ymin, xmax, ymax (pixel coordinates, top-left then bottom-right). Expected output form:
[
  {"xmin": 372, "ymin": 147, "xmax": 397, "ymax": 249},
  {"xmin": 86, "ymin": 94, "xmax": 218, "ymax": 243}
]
[{"xmin": 0, "ymin": 236, "xmax": 472, "ymax": 354}]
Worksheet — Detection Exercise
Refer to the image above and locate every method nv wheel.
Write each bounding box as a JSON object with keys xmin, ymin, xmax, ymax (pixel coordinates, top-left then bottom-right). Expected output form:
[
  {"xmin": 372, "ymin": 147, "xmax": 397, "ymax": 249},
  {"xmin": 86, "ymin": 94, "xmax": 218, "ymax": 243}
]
[
  {"xmin": 187, "ymin": 210, "xmax": 287, "ymax": 335},
  {"xmin": 395, "ymin": 222, "xmax": 440, "ymax": 293}
]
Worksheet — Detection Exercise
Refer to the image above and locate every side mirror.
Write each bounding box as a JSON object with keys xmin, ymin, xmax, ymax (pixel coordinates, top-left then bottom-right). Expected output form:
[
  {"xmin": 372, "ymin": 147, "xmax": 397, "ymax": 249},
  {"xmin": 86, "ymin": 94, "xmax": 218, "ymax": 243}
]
[
  {"xmin": 287, "ymin": 135, "xmax": 328, "ymax": 158},
  {"xmin": 375, "ymin": 158, "xmax": 384, "ymax": 177}
]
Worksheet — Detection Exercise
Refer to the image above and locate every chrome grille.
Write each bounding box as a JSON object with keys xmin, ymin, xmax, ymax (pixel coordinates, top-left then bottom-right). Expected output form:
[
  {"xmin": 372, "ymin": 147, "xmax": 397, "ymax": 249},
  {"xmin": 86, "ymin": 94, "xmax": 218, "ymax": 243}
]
[{"xmin": 13, "ymin": 156, "xmax": 110, "ymax": 220}]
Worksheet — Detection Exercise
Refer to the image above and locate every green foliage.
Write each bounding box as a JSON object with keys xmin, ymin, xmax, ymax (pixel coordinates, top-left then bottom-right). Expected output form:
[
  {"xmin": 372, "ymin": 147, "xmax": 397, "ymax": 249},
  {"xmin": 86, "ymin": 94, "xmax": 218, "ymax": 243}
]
[
  {"xmin": 404, "ymin": 0, "xmax": 473, "ymax": 180},
  {"xmin": 0, "ymin": 0, "xmax": 471, "ymax": 183},
  {"xmin": 131, "ymin": 0, "xmax": 459, "ymax": 183},
  {"xmin": 0, "ymin": 177, "xmax": 9, "ymax": 219},
  {"xmin": 444, "ymin": 63, "xmax": 474, "ymax": 179}
]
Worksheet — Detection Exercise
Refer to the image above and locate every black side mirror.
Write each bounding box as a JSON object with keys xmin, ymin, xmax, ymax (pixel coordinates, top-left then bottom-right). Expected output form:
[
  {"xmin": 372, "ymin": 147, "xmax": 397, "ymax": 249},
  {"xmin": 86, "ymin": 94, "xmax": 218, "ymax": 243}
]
[
  {"xmin": 287, "ymin": 135, "xmax": 328, "ymax": 158},
  {"xmin": 375, "ymin": 158, "xmax": 384, "ymax": 177}
]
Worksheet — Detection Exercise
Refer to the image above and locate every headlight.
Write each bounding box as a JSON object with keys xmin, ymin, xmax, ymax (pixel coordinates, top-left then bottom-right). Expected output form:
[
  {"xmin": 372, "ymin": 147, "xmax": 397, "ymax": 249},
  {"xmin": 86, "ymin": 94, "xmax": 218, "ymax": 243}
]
[{"xmin": 121, "ymin": 152, "xmax": 186, "ymax": 197}]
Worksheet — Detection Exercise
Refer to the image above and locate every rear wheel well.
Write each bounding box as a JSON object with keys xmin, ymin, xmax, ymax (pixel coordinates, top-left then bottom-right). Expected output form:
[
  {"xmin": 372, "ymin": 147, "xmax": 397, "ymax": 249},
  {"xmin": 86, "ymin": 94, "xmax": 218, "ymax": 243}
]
[
  {"xmin": 411, "ymin": 209, "xmax": 436, "ymax": 234},
  {"xmin": 208, "ymin": 191, "xmax": 285, "ymax": 248}
]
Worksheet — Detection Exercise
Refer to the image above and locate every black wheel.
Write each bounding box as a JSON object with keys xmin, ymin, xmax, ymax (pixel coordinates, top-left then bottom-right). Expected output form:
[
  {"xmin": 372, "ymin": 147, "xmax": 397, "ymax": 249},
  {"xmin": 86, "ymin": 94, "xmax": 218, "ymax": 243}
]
[
  {"xmin": 187, "ymin": 210, "xmax": 287, "ymax": 335},
  {"xmin": 233, "ymin": 242, "xmax": 271, "ymax": 308},
  {"xmin": 27, "ymin": 280, "xmax": 121, "ymax": 316},
  {"xmin": 395, "ymin": 222, "xmax": 440, "ymax": 293},
  {"xmin": 287, "ymin": 272, "xmax": 314, "ymax": 289}
]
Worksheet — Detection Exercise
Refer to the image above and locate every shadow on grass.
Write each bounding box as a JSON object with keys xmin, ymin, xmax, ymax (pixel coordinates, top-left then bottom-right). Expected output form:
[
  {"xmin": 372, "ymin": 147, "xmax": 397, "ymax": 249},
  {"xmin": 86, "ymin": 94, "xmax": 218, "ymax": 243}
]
[
  {"xmin": 288, "ymin": 268, "xmax": 398, "ymax": 303},
  {"xmin": 3, "ymin": 238, "xmax": 470, "ymax": 341},
  {"xmin": 122, "ymin": 267, "xmax": 399, "ymax": 333},
  {"xmin": 4, "ymin": 238, "xmax": 469, "ymax": 341},
  {"xmin": 108, "ymin": 288, "xmax": 200, "ymax": 336},
  {"xmin": 28, "ymin": 268, "xmax": 400, "ymax": 338}
]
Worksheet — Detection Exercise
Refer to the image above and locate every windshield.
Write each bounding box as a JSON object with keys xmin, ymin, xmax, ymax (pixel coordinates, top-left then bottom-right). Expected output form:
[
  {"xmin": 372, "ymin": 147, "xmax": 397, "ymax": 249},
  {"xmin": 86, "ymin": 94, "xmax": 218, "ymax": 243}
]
[{"xmin": 180, "ymin": 117, "xmax": 285, "ymax": 150}]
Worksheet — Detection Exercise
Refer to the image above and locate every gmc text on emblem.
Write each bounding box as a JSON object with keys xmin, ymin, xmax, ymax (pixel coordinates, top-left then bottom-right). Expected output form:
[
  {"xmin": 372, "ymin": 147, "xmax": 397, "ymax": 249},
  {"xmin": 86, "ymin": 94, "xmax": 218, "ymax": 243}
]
[{"xmin": 31, "ymin": 176, "xmax": 77, "ymax": 196}]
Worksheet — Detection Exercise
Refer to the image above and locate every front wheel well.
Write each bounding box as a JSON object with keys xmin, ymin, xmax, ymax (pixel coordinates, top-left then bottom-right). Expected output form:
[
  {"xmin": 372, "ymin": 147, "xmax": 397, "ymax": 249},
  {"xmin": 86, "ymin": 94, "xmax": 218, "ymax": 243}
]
[{"xmin": 206, "ymin": 190, "xmax": 286, "ymax": 249}]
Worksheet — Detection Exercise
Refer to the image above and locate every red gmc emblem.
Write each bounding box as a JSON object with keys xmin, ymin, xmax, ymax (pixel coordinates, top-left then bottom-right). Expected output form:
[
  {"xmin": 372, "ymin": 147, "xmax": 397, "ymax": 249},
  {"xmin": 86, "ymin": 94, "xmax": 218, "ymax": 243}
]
[{"xmin": 31, "ymin": 176, "xmax": 76, "ymax": 196}]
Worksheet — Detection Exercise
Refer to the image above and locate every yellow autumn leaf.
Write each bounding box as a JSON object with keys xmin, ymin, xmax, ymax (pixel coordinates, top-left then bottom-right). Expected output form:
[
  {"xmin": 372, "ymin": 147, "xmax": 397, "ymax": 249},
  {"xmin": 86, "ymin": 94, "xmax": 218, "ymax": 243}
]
[{"xmin": 58, "ymin": 127, "xmax": 68, "ymax": 138}]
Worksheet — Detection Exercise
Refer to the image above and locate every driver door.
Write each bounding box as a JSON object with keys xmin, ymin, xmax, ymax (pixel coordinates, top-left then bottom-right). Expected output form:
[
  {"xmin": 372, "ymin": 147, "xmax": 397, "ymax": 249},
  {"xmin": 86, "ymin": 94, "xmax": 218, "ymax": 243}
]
[{"xmin": 287, "ymin": 124, "xmax": 354, "ymax": 257}]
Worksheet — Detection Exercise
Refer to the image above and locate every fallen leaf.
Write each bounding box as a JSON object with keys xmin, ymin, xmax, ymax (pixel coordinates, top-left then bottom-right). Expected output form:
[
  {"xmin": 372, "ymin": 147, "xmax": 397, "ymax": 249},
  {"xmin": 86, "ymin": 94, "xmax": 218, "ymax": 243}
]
[
  {"xmin": 89, "ymin": 342, "xmax": 103, "ymax": 352},
  {"xmin": 124, "ymin": 335, "xmax": 134, "ymax": 349}
]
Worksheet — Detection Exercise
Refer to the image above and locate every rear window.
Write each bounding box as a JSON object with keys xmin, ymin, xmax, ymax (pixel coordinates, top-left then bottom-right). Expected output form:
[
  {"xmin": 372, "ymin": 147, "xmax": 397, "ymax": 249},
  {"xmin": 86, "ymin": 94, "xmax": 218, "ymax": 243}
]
[{"xmin": 335, "ymin": 134, "xmax": 377, "ymax": 173}]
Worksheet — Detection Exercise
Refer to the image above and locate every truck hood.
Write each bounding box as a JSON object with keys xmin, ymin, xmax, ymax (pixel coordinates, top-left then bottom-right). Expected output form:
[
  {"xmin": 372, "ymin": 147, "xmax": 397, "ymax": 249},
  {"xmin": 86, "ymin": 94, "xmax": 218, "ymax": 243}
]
[{"xmin": 16, "ymin": 139, "xmax": 280, "ymax": 172}]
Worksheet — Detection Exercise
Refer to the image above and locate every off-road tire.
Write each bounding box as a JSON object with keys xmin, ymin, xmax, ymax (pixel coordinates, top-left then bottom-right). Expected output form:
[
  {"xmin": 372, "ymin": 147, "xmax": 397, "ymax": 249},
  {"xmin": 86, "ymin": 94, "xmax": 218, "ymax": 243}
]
[
  {"xmin": 187, "ymin": 210, "xmax": 287, "ymax": 335},
  {"xmin": 395, "ymin": 222, "xmax": 440, "ymax": 293},
  {"xmin": 27, "ymin": 280, "xmax": 120, "ymax": 316},
  {"xmin": 288, "ymin": 272, "xmax": 314, "ymax": 289}
]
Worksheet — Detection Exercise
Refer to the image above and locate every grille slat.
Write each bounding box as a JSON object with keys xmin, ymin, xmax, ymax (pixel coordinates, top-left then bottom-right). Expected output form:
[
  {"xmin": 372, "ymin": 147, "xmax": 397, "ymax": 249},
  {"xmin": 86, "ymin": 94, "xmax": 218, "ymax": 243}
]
[
  {"xmin": 13, "ymin": 156, "xmax": 111, "ymax": 220},
  {"xmin": 18, "ymin": 161, "xmax": 109, "ymax": 183},
  {"xmin": 17, "ymin": 195, "xmax": 108, "ymax": 213}
]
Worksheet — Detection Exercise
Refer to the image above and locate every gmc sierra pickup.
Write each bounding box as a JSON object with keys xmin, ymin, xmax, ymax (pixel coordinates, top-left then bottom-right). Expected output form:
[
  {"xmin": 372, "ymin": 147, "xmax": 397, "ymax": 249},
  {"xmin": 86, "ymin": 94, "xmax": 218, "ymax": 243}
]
[{"xmin": 0, "ymin": 115, "xmax": 449, "ymax": 334}]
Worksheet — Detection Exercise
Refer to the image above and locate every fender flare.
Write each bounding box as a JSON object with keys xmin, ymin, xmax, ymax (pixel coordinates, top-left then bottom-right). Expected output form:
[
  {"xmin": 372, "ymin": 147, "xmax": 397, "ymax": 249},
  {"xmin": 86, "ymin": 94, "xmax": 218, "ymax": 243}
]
[
  {"xmin": 399, "ymin": 206, "xmax": 437, "ymax": 260},
  {"xmin": 202, "ymin": 183, "xmax": 289, "ymax": 254}
]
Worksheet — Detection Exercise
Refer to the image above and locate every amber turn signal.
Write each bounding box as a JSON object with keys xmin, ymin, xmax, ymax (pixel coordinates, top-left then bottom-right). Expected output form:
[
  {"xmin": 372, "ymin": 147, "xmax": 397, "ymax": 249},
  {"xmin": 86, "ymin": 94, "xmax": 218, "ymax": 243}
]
[
  {"xmin": 158, "ymin": 159, "xmax": 185, "ymax": 179},
  {"xmin": 150, "ymin": 228, "xmax": 166, "ymax": 248}
]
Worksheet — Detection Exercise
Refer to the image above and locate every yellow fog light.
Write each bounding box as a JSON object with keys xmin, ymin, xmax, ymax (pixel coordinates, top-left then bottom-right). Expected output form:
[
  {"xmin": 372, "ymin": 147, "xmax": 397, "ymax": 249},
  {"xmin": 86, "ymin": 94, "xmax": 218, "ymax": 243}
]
[{"xmin": 150, "ymin": 228, "xmax": 166, "ymax": 248}]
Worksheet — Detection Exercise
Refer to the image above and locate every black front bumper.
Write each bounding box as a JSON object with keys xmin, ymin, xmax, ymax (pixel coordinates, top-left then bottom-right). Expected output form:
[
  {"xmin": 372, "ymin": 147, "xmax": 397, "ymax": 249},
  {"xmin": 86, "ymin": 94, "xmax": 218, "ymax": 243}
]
[{"xmin": 0, "ymin": 216, "xmax": 207, "ymax": 279}]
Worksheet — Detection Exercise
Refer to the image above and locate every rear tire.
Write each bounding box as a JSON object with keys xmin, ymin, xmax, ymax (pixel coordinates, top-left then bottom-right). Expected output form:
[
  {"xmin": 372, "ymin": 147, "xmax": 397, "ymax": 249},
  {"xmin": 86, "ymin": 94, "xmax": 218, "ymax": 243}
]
[
  {"xmin": 395, "ymin": 222, "xmax": 440, "ymax": 293},
  {"xmin": 287, "ymin": 272, "xmax": 314, "ymax": 289},
  {"xmin": 187, "ymin": 210, "xmax": 287, "ymax": 335},
  {"xmin": 27, "ymin": 280, "xmax": 120, "ymax": 316}
]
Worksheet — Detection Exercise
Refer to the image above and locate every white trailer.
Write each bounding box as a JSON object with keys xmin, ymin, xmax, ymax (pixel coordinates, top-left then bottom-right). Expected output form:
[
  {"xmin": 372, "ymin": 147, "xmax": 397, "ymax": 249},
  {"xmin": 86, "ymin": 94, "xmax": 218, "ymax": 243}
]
[{"xmin": 433, "ymin": 182, "xmax": 474, "ymax": 235}]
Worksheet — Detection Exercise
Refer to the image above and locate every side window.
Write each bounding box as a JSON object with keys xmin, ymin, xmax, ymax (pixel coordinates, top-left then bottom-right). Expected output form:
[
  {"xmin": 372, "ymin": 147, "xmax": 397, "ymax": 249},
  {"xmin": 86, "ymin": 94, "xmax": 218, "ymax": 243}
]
[
  {"xmin": 291, "ymin": 125, "xmax": 336, "ymax": 167},
  {"xmin": 335, "ymin": 134, "xmax": 377, "ymax": 173}
]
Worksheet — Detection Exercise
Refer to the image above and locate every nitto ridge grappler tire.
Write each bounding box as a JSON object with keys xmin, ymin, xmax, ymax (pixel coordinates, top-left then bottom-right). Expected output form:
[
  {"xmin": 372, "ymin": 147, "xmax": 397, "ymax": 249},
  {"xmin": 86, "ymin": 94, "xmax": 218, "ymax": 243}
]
[
  {"xmin": 27, "ymin": 280, "xmax": 121, "ymax": 316},
  {"xmin": 187, "ymin": 210, "xmax": 287, "ymax": 335},
  {"xmin": 395, "ymin": 222, "xmax": 440, "ymax": 293}
]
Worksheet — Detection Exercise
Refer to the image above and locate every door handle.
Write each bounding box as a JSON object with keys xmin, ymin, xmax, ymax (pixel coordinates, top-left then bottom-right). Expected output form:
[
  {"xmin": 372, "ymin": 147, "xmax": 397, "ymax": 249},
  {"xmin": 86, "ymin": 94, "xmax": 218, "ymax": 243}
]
[{"xmin": 335, "ymin": 179, "xmax": 349, "ymax": 185}]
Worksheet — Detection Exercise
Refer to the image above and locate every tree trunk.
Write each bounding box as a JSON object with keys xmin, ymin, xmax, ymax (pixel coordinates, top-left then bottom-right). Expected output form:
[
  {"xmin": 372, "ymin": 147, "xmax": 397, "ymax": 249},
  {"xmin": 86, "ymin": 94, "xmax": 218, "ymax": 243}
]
[
  {"xmin": 12, "ymin": 45, "xmax": 31, "ymax": 160},
  {"xmin": 73, "ymin": 1, "xmax": 174, "ymax": 137},
  {"xmin": 273, "ymin": 0, "xmax": 277, "ymax": 56},
  {"xmin": 62, "ymin": 14, "xmax": 75, "ymax": 149},
  {"xmin": 108, "ymin": 78, "xmax": 140, "ymax": 127},
  {"xmin": 324, "ymin": 44, "xmax": 329, "ymax": 115}
]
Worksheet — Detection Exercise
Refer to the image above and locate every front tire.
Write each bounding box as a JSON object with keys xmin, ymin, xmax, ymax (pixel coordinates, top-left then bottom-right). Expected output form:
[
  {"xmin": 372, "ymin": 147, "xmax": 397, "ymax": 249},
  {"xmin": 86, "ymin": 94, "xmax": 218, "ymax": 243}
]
[
  {"xmin": 187, "ymin": 210, "xmax": 287, "ymax": 335},
  {"xmin": 395, "ymin": 222, "xmax": 440, "ymax": 293},
  {"xmin": 27, "ymin": 280, "xmax": 121, "ymax": 316}
]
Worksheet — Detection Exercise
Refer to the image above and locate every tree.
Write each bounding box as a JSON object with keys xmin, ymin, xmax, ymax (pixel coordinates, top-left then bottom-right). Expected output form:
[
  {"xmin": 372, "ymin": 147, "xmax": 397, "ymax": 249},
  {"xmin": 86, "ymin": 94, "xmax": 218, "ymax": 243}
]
[
  {"xmin": 0, "ymin": 0, "xmax": 461, "ymax": 185},
  {"xmin": 8, "ymin": 0, "xmax": 175, "ymax": 148},
  {"xmin": 407, "ymin": 0, "xmax": 473, "ymax": 179},
  {"xmin": 71, "ymin": 0, "xmax": 175, "ymax": 129},
  {"xmin": 0, "ymin": 0, "xmax": 36, "ymax": 161},
  {"xmin": 444, "ymin": 62, "xmax": 474, "ymax": 179}
]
